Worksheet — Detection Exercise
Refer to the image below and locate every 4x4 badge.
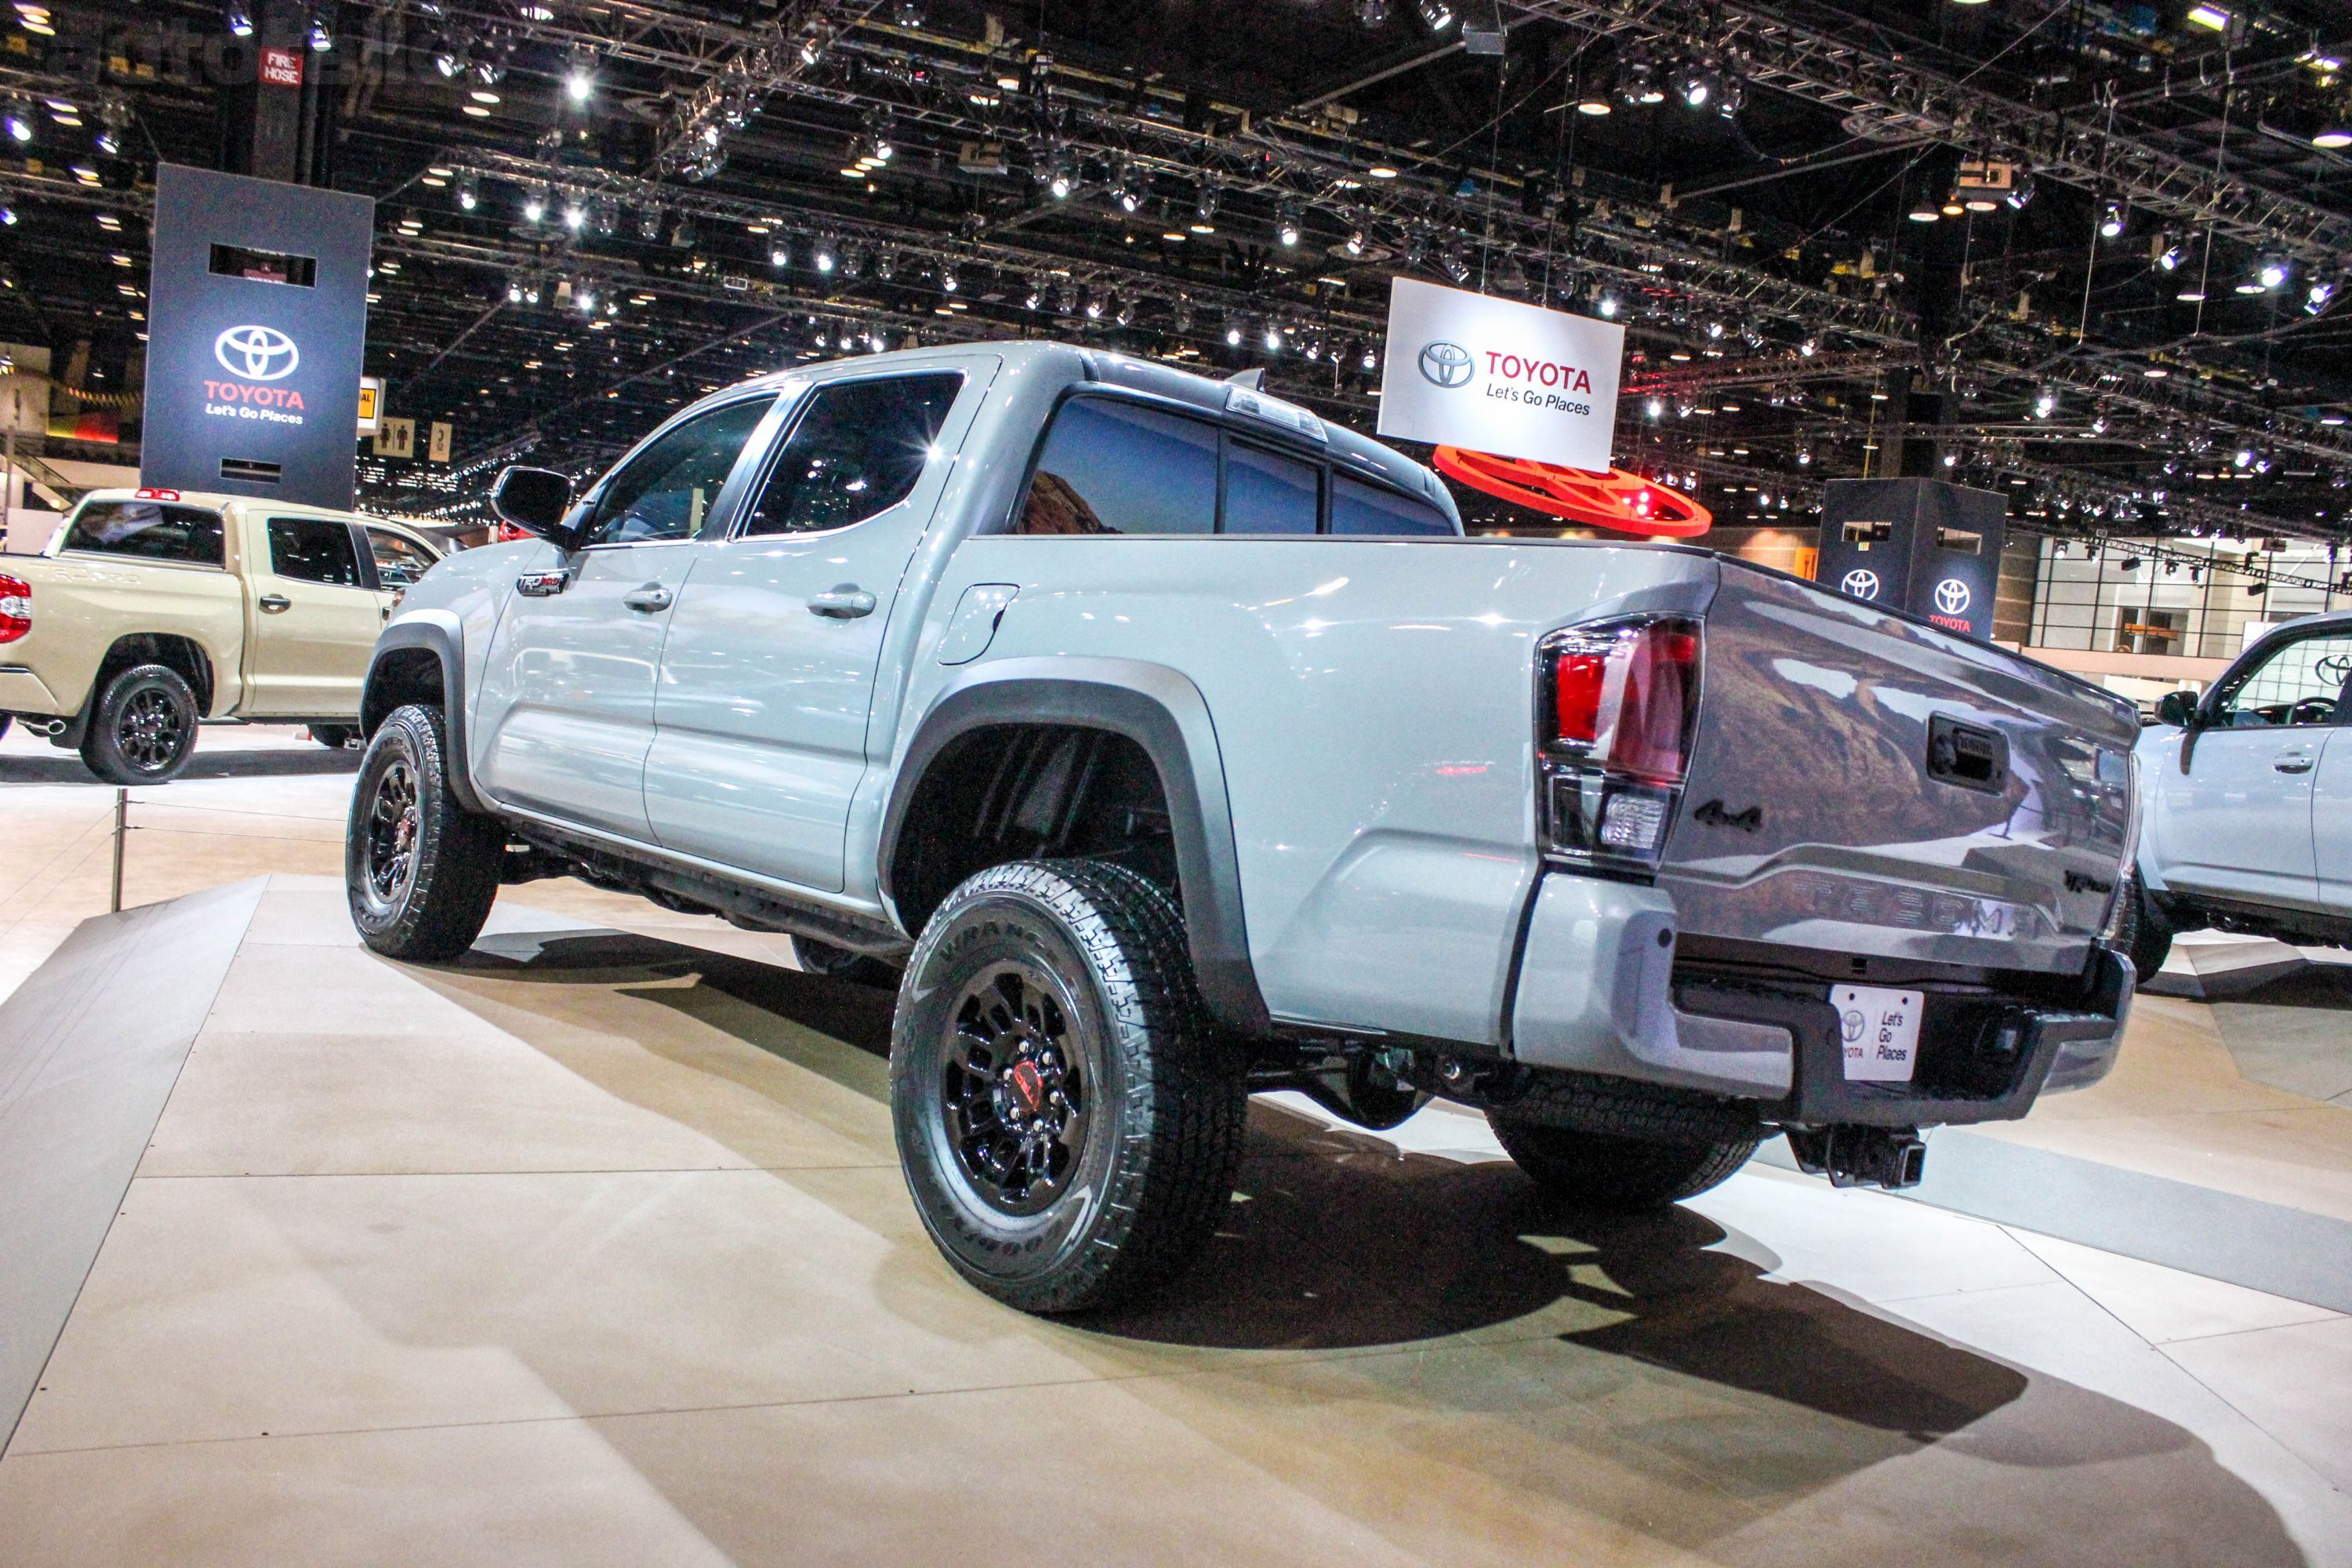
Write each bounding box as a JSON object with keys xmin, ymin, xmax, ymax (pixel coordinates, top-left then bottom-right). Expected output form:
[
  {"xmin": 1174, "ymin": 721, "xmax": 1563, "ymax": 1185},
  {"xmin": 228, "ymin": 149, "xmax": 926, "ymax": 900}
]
[{"xmin": 1693, "ymin": 799, "xmax": 1762, "ymax": 832}]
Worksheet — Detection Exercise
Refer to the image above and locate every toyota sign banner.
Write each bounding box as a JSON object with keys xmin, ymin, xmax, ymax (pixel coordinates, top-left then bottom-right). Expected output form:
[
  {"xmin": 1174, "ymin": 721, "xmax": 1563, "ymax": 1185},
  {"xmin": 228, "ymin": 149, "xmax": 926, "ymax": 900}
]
[
  {"xmin": 1376, "ymin": 278, "xmax": 1624, "ymax": 470},
  {"xmin": 140, "ymin": 163, "xmax": 375, "ymax": 508}
]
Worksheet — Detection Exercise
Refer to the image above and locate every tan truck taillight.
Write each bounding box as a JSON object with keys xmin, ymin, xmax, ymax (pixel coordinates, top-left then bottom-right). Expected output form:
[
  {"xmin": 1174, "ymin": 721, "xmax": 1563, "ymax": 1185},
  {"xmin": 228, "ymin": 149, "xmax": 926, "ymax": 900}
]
[
  {"xmin": 0, "ymin": 573, "xmax": 28, "ymax": 644},
  {"xmin": 1537, "ymin": 616, "xmax": 1701, "ymax": 874}
]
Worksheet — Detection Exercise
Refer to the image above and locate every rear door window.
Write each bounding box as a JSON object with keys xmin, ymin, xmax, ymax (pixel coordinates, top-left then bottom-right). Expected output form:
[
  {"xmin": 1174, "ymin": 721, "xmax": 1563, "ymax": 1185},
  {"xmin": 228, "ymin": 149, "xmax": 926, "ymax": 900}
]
[
  {"xmin": 1222, "ymin": 441, "xmax": 1321, "ymax": 535},
  {"xmin": 267, "ymin": 517, "xmax": 364, "ymax": 586},
  {"xmin": 739, "ymin": 373, "xmax": 964, "ymax": 536},
  {"xmin": 1019, "ymin": 398, "xmax": 1218, "ymax": 535},
  {"xmin": 1330, "ymin": 475, "xmax": 1457, "ymax": 537},
  {"xmin": 60, "ymin": 501, "xmax": 226, "ymax": 564}
]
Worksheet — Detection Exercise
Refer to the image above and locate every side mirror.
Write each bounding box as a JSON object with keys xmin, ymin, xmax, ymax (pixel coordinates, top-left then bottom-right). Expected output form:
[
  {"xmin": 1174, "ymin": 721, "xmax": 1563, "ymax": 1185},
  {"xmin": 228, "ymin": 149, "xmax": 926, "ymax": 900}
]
[
  {"xmin": 490, "ymin": 466, "xmax": 577, "ymax": 546},
  {"xmin": 2155, "ymin": 689, "xmax": 2198, "ymax": 729}
]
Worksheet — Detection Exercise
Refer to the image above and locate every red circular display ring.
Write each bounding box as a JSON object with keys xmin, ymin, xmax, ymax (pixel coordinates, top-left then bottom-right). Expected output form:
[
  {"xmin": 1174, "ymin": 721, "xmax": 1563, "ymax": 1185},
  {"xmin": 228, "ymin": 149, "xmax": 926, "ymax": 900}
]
[{"xmin": 1433, "ymin": 448, "xmax": 1713, "ymax": 538}]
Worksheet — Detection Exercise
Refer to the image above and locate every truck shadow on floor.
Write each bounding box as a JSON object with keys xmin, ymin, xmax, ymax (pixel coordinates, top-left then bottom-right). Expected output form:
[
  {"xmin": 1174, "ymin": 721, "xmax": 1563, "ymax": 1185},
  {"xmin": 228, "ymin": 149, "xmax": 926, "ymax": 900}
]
[{"xmin": 416, "ymin": 931, "xmax": 2318, "ymax": 1566}]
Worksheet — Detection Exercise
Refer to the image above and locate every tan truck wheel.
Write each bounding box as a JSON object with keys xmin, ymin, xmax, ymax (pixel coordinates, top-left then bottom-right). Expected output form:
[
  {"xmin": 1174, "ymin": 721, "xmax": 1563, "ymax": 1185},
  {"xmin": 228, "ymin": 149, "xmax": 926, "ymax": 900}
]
[{"xmin": 79, "ymin": 663, "xmax": 200, "ymax": 785}]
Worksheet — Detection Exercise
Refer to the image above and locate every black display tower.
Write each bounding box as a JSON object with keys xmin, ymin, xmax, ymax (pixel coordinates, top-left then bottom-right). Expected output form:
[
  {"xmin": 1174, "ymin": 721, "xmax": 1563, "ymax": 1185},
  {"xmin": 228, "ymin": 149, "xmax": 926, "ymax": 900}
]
[{"xmin": 1814, "ymin": 478, "xmax": 2008, "ymax": 641}]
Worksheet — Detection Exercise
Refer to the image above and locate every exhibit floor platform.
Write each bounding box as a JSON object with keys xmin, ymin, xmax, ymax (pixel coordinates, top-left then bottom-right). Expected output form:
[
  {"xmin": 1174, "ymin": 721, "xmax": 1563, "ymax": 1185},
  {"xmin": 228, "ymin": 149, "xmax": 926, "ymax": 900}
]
[{"xmin": 4, "ymin": 729, "xmax": 2352, "ymax": 1566}]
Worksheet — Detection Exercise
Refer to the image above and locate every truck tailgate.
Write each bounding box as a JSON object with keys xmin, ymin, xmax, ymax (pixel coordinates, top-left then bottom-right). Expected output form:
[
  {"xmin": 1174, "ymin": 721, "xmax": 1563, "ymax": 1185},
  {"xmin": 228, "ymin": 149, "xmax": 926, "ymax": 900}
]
[{"xmin": 1662, "ymin": 562, "xmax": 2138, "ymax": 975}]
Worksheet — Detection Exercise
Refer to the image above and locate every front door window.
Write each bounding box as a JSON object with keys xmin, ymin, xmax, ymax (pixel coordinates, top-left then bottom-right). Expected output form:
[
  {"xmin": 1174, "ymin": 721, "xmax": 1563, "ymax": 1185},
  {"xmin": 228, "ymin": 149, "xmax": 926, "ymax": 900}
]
[{"xmin": 580, "ymin": 396, "xmax": 774, "ymax": 546}]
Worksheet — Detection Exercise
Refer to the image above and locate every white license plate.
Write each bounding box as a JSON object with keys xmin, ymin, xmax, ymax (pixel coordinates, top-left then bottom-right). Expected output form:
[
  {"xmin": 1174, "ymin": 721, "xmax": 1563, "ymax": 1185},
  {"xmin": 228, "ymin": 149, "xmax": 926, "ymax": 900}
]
[{"xmin": 1835, "ymin": 986, "xmax": 1922, "ymax": 1083}]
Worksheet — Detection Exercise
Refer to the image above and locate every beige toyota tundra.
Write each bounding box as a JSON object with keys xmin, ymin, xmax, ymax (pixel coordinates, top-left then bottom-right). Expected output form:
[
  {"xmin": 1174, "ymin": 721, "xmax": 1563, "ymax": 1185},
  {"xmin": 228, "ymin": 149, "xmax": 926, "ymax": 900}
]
[{"xmin": 0, "ymin": 488, "xmax": 444, "ymax": 782}]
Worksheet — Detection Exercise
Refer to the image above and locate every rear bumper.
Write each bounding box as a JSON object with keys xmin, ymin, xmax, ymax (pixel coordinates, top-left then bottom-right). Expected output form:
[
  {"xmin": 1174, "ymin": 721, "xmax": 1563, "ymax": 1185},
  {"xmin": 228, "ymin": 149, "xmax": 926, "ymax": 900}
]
[
  {"xmin": 1510, "ymin": 870, "xmax": 2132, "ymax": 1126},
  {"xmin": 0, "ymin": 666, "xmax": 64, "ymax": 715}
]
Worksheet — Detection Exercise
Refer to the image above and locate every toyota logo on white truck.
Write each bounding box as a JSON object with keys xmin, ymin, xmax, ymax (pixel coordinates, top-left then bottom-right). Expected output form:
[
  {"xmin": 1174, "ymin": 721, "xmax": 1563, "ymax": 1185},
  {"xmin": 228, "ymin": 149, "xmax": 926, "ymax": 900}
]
[
  {"xmin": 1840, "ymin": 568, "xmax": 1881, "ymax": 600},
  {"xmin": 214, "ymin": 325, "xmax": 300, "ymax": 381}
]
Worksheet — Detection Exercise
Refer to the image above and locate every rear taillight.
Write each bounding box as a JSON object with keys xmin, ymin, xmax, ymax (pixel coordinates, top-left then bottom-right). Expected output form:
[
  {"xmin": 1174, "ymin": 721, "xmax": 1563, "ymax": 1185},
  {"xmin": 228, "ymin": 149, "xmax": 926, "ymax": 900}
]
[
  {"xmin": 1538, "ymin": 616, "xmax": 1702, "ymax": 874},
  {"xmin": 0, "ymin": 574, "xmax": 28, "ymax": 644}
]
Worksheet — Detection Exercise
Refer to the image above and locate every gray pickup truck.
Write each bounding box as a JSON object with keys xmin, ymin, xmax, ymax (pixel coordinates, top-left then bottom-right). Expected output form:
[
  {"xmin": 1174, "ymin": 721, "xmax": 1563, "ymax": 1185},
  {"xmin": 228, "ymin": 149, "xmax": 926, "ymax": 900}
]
[{"xmin": 346, "ymin": 341, "xmax": 2141, "ymax": 1314}]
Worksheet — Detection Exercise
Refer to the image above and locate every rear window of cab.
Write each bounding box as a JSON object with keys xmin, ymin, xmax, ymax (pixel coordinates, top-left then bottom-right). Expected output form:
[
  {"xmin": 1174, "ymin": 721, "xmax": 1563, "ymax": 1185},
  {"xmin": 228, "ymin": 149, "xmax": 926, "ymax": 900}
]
[
  {"xmin": 59, "ymin": 501, "xmax": 227, "ymax": 565},
  {"xmin": 1016, "ymin": 394, "xmax": 1454, "ymax": 538}
]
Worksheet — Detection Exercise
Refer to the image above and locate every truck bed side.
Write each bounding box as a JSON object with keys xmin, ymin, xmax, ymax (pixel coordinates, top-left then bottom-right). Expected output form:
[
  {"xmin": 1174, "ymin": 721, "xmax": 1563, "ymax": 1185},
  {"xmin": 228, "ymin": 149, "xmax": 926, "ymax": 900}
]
[{"xmin": 0, "ymin": 553, "xmax": 246, "ymax": 718}]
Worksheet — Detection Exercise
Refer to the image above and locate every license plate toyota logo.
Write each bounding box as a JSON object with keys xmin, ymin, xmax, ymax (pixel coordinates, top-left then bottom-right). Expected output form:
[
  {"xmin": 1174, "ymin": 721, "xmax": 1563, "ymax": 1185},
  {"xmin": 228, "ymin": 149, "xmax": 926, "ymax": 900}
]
[{"xmin": 1835, "ymin": 985, "xmax": 1922, "ymax": 1082}]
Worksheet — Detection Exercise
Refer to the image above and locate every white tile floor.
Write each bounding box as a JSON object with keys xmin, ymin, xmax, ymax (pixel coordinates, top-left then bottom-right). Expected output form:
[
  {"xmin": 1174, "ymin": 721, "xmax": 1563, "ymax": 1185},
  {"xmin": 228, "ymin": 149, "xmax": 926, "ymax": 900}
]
[
  {"xmin": 5, "ymin": 728, "xmax": 2350, "ymax": 1565},
  {"xmin": 0, "ymin": 874, "xmax": 2343, "ymax": 1566}
]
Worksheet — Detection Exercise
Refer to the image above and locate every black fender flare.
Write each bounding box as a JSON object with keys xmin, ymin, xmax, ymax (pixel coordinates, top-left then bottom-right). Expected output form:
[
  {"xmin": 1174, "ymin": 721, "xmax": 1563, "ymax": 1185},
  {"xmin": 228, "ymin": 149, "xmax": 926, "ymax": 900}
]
[
  {"xmin": 361, "ymin": 615, "xmax": 489, "ymax": 815},
  {"xmin": 878, "ymin": 657, "xmax": 1272, "ymax": 1036}
]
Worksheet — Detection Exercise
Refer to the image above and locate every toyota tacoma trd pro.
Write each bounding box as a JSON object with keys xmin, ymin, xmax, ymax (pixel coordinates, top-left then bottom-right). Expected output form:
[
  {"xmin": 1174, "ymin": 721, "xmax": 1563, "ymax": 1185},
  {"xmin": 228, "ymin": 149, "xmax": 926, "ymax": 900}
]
[{"xmin": 346, "ymin": 342, "xmax": 2142, "ymax": 1313}]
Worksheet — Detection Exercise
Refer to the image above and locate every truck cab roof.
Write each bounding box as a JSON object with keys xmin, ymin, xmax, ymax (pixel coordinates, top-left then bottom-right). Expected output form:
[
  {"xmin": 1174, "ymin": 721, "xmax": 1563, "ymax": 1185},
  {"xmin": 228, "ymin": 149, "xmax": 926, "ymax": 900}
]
[{"xmin": 714, "ymin": 339, "xmax": 1461, "ymax": 532}]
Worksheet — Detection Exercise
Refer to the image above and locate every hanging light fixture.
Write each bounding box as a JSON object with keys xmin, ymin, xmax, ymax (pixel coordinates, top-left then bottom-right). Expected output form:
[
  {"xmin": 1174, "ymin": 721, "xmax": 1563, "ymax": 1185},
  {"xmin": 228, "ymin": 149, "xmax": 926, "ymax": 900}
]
[
  {"xmin": 1276, "ymin": 201, "xmax": 1302, "ymax": 247},
  {"xmin": 521, "ymin": 184, "xmax": 547, "ymax": 223},
  {"xmin": 2098, "ymin": 200, "xmax": 2126, "ymax": 238},
  {"xmin": 224, "ymin": 0, "xmax": 253, "ymax": 38},
  {"xmin": 636, "ymin": 205, "xmax": 663, "ymax": 241},
  {"xmin": 455, "ymin": 170, "xmax": 480, "ymax": 211},
  {"xmin": 1345, "ymin": 226, "xmax": 1367, "ymax": 257},
  {"xmin": 1191, "ymin": 176, "xmax": 1219, "ymax": 233},
  {"xmin": 563, "ymin": 44, "xmax": 596, "ymax": 104},
  {"xmin": 814, "ymin": 232, "xmax": 838, "ymax": 274},
  {"xmin": 1675, "ymin": 61, "xmax": 1715, "ymax": 110},
  {"xmin": 1110, "ymin": 160, "xmax": 1143, "ymax": 214},
  {"xmin": 1576, "ymin": 67, "xmax": 1613, "ymax": 116},
  {"xmin": 1413, "ymin": 0, "xmax": 1456, "ymax": 32}
]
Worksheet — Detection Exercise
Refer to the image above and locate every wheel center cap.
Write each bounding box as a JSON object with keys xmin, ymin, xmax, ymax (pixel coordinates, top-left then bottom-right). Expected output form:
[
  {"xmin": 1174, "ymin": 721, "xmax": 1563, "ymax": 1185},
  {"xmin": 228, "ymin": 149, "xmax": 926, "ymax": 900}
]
[{"xmin": 1006, "ymin": 1058, "xmax": 1047, "ymax": 1115}]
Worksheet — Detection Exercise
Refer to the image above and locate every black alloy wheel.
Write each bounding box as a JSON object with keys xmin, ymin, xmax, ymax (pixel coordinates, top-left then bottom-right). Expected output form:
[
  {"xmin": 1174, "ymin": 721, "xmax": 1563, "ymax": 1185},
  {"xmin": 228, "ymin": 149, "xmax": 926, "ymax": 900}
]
[
  {"xmin": 891, "ymin": 859, "xmax": 1247, "ymax": 1314},
  {"xmin": 941, "ymin": 961, "xmax": 1092, "ymax": 1215},
  {"xmin": 79, "ymin": 663, "xmax": 200, "ymax": 785},
  {"xmin": 363, "ymin": 756, "xmax": 422, "ymax": 908}
]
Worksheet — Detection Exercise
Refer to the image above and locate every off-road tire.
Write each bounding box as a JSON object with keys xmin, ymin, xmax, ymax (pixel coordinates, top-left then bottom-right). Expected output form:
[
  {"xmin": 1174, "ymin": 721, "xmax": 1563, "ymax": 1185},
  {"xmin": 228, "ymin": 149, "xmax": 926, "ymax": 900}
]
[
  {"xmin": 891, "ymin": 858, "xmax": 1247, "ymax": 1315},
  {"xmin": 79, "ymin": 662, "xmax": 200, "ymax": 785},
  {"xmin": 1491, "ymin": 1120, "xmax": 1764, "ymax": 1211},
  {"xmin": 346, "ymin": 704, "xmax": 502, "ymax": 961},
  {"xmin": 791, "ymin": 934, "xmax": 899, "ymax": 987},
  {"xmin": 310, "ymin": 724, "xmax": 359, "ymax": 750}
]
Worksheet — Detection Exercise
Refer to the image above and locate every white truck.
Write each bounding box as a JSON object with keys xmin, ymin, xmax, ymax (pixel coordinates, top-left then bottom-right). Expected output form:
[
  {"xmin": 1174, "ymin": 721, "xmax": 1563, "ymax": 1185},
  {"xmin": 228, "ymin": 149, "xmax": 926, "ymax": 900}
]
[
  {"xmin": 346, "ymin": 342, "xmax": 2143, "ymax": 1313},
  {"xmin": 0, "ymin": 488, "xmax": 442, "ymax": 782},
  {"xmin": 2129, "ymin": 611, "xmax": 2352, "ymax": 975}
]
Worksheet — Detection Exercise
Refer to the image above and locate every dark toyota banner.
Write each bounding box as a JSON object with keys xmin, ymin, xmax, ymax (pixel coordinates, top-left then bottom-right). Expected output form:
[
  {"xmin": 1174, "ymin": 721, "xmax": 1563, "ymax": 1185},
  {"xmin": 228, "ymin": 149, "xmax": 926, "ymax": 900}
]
[{"xmin": 140, "ymin": 163, "xmax": 374, "ymax": 509}]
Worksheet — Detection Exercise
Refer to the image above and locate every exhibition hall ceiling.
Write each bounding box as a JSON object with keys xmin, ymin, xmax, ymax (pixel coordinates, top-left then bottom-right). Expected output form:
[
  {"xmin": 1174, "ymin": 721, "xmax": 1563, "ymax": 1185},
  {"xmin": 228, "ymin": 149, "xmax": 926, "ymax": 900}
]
[{"xmin": 4, "ymin": 0, "xmax": 2352, "ymax": 538}]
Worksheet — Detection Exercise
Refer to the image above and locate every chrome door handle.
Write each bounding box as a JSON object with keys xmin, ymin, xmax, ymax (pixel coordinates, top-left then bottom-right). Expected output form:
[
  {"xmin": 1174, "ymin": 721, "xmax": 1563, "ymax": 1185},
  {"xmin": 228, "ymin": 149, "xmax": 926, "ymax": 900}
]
[
  {"xmin": 258, "ymin": 593, "xmax": 290, "ymax": 613},
  {"xmin": 809, "ymin": 586, "xmax": 877, "ymax": 619},
  {"xmin": 622, "ymin": 583, "xmax": 673, "ymax": 613},
  {"xmin": 2275, "ymin": 752, "xmax": 2316, "ymax": 773}
]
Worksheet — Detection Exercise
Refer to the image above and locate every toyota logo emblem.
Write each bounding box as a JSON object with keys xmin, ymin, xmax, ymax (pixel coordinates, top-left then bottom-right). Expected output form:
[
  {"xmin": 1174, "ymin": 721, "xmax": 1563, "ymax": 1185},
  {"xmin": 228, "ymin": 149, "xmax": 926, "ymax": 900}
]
[
  {"xmin": 1933, "ymin": 578, "xmax": 1972, "ymax": 615},
  {"xmin": 1417, "ymin": 340, "xmax": 1474, "ymax": 389},
  {"xmin": 1840, "ymin": 568, "xmax": 1881, "ymax": 600},
  {"xmin": 2316, "ymin": 652, "xmax": 2352, "ymax": 684},
  {"xmin": 214, "ymin": 325, "xmax": 300, "ymax": 382},
  {"xmin": 1840, "ymin": 1008, "xmax": 1865, "ymax": 1044}
]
